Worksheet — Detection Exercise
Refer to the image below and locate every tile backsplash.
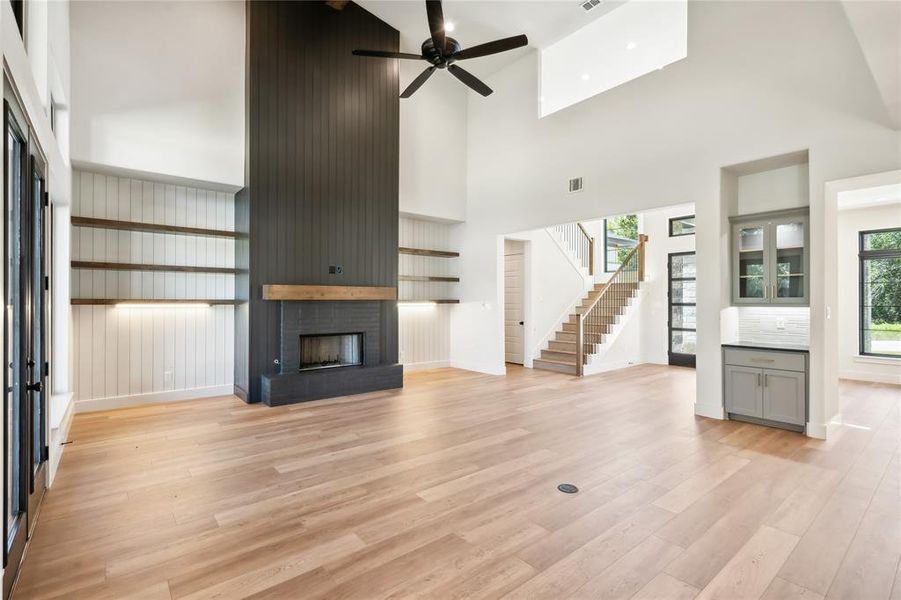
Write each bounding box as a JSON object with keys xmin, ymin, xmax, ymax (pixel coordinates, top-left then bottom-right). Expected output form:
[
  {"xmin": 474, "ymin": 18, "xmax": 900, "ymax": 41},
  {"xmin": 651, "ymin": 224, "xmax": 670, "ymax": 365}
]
[{"xmin": 735, "ymin": 307, "xmax": 810, "ymax": 346}]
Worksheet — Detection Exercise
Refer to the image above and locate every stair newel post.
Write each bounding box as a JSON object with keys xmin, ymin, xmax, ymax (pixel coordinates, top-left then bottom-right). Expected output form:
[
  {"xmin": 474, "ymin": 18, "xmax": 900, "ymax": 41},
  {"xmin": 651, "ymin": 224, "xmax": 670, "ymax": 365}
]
[
  {"xmin": 638, "ymin": 234, "xmax": 648, "ymax": 282},
  {"xmin": 588, "ymin": 237, "xmax": 594, "ymax": 276},
  {"xmin": 576, "ymin": 313, "xmax": 585, "ymax": 377}
]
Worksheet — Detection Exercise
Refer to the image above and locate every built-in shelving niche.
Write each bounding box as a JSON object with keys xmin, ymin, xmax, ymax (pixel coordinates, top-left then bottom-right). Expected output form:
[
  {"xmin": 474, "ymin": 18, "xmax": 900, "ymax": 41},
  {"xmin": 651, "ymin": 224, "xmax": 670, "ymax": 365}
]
[
  {"xmin": 397, "ymin": 245, "xmax": 460, "ymax": 304},
  {"xmin": 70, "ymin": 170, "xmax": 237, "ymax": 405}
]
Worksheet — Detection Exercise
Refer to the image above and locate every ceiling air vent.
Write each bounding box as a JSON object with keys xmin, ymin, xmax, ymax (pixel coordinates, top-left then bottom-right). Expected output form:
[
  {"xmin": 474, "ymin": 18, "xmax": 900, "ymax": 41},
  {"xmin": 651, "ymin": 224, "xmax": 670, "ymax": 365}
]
[
  {"xmin": 568, "ymin": 177, "xmax": 583, "ymax": 193},
  {"xmin": 580, "ymin": 0, "xmax": 602, "ymax": 12}
]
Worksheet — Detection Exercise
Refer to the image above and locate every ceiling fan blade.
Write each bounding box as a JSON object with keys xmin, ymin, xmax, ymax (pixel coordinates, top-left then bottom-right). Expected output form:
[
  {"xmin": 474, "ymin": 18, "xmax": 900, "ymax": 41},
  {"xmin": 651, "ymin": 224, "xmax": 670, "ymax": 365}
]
[
  {"xmin": 400, "ymin": 66, "xmax": 436, "ymax": 98},
  {"xmin": 352, "ymin": 50, "xmax": 424, "ymax": 60},
  {"xmin": 452, "ymin": 34, "xmax": 529, "ymax": 61},
  {"xmin": 425, "ymin": 0, "xmax": 446, "ymax": 55},
  {"xmin": 447, "ymin": 64, "xmax": 493, "ymax": 97}
]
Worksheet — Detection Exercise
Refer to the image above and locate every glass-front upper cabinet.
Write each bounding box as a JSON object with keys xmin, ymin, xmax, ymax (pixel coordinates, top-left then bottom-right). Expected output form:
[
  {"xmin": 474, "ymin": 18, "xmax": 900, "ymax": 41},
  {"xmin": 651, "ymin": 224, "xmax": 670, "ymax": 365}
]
[{"xmin": 731, "ymin": 208, "xmax": 809, "ymax": 306}]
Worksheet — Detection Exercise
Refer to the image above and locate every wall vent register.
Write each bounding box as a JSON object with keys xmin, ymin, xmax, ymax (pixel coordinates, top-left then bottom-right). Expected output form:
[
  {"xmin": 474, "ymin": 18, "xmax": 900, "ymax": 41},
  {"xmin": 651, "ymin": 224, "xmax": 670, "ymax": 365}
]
[
  {"xmin": 580, "ymin": 0, "xmax": 602, "ymax": 12},
  {"xmin": 568, "ymin": 177, "xmax": 583, "ymax": 193},
  {"xmin": 299, "ymin": 333, "xmax": 363, "ymax": 371}
]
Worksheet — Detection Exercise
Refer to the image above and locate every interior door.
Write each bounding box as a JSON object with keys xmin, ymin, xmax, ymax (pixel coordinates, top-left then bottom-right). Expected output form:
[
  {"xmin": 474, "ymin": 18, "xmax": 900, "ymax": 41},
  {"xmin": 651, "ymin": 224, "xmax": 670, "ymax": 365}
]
[
  {"xmin": 3, "ymin": 97, "xmax": 49, "ymax": 597},
  {"xmin": 504, "ymin": 250, "xmax": 524, "ymax": 364}
]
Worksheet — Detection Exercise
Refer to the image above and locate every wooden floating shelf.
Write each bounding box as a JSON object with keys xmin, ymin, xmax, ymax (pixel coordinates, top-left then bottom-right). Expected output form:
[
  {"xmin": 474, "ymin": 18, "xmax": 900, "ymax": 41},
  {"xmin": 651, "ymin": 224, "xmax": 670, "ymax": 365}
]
[
  {"xmin": 398, "ymin": 247, "xmax": 459, "ymax": 258},
  {"xmin": 399, "ymin": 299, "xmax": 460, "ymax": 304},
  {"xmin": 262, "ymin": 284, "xmax": 396, "ymax": 301},
  {"xmin": 398, "ymin": 275, "xmax": 460, "ymax": 283},
  {"xmin": 71, "ymin": 299, "xmax": 238, "ymax": 305},
  {"xmin": 72, "ymin": 217, "xmax": 238, "ymax": 239},
  {"xmin": 71, "ymin": 261, "xmax": 238, "ymax": 274}
]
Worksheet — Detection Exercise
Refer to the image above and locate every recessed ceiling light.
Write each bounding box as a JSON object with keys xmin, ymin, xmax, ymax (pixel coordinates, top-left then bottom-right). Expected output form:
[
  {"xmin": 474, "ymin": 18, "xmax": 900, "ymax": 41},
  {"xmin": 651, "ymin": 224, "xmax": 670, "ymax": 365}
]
[
  {"xmin": 627, "ymin": 41, "xmax": 638, "ymax": 50},
  {"xmin": 581, "ymin": 73, "xmax": 590, "ymax": 81},
  {"xmin": 445, "ymin": 21, "xmax": 455, "ymax": 32}
]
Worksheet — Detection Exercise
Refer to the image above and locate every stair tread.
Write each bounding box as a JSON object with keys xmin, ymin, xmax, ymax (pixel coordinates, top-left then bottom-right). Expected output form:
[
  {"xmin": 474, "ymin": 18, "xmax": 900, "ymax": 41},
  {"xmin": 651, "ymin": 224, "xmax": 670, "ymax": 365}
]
[{"xmin": 534, "ymin": 357, "xmax": 575, "ymax": 366}]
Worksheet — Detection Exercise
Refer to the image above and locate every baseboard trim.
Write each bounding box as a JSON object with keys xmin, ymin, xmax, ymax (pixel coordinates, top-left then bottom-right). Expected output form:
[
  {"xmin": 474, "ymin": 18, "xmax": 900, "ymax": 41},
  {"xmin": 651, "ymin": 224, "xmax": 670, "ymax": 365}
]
[
  {"xmin": 449, "ymin": 360, "xmax": 506, "ymax": 376},
  {"xmin": 75, "ymin": 384, "xmax": 235, "ymax": 413},
  {"xmin": 403, "ymin": 360, "xmax": 451, "ymax": 372},
  {"xmin": 49, "ymin": 395, "xmax": 76, "ymax": 485},
  {"xmin": 694, "ymin": 402, "xmax": 724, "ymax": 420}
]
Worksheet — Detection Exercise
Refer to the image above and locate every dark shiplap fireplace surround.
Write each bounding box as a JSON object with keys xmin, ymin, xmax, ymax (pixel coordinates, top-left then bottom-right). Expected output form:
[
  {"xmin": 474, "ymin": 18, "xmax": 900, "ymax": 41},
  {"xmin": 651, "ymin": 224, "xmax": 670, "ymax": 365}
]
[{"xmin": 236, "ymin": 1, "xmax": 403, "ymax": 405}]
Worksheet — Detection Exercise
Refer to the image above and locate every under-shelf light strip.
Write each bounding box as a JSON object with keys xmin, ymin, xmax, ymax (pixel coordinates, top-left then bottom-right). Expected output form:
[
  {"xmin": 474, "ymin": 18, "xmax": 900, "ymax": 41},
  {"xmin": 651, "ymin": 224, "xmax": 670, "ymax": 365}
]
[{"xmin": 114, "ymin": 302, "xmax": 211, "ymax": 309}]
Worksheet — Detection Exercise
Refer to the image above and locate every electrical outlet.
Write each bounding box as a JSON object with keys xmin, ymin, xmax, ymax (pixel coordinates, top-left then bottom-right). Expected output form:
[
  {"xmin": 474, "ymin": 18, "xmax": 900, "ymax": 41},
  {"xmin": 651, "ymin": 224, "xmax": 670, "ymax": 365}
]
[
  {"xmin": 164, "ymin": 370, "xmax": 174, "ymax": 387},
  {"xmin": 776, "ymin": 317, "xmax": 786, "ymax": 330},
  {"xmin": 329, "ymin": 265, "xmax": 343, "ymax": 275}
]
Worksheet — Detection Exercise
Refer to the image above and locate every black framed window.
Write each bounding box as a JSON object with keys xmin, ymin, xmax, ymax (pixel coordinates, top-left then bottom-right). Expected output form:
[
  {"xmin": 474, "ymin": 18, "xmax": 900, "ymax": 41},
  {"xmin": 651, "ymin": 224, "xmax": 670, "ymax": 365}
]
[
  {"xmin": 669, "ymin": 214, "xmax": 695, "ymax": 237},
  {"xmin": 859, "ymin": 227, "xmax": 901, "ymax": 358},
  {"xmin": 859, "ymin": 228, "xmax": 901, "ymax": 358},
  {"xmin": 603, "ymin": 215, "xmax": 638, "ymax": 272}
]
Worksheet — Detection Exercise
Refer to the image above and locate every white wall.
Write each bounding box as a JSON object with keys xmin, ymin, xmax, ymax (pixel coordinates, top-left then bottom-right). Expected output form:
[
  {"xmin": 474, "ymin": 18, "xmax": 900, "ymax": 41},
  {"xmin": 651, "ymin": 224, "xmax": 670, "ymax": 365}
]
[
  {"xmin": 837, "ymin": 203, "xmax": 901, "ymax": 384},
  {"xmin": 736, "ymin": 164, "xmax": 809, "ymax": 215},
  {"xmin": 70, "ymin": 1, "xmax": 245, "ymax": 188},
  {"xmin": 399, "ymin": 61, "xmax": 467, "ymax": 223},
  {"xmin": 452, "ymin": 1, "xmax": 901, "ymax": 432},
  {"xmin": 71, "ymin": 170, "xmax": 235, "ymax": 411},
  {"xmin": 397, "ymin": 216, "xmax": 457, "ymax": 370}
]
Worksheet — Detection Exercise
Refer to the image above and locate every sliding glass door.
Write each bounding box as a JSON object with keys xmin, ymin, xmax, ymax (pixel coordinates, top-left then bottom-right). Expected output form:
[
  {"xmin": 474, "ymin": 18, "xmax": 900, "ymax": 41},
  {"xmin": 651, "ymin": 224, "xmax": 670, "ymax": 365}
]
[
  {"xmin": 668, "ymin": 252, "xmax": 696, "ymax": 368},
  {"xmin": 4, "ymin": 96, "xmax": 48, "ymax": 597}
]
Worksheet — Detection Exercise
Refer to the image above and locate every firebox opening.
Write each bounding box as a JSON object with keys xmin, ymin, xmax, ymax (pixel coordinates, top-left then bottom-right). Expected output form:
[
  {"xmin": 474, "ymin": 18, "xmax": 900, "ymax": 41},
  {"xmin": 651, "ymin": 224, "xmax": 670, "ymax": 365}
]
[{"xmin": 299, "ymin": 332, "xmax": 364, "ymax": 371}]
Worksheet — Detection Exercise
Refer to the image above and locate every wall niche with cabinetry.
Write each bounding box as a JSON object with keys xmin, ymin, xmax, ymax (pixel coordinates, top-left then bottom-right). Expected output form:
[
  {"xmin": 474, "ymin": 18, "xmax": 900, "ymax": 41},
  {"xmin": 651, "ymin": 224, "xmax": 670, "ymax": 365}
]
[{"xmin": 722, "ymin": 150, "xmax": 810, "ymax": 307}]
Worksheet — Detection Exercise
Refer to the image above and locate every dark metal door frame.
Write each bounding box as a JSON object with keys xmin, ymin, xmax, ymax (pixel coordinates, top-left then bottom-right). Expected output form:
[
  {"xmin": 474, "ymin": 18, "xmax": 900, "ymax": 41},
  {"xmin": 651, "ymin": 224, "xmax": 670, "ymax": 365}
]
[
  {"xmin": 668, "ymin": 251, "xmax": 696, "ymax": 368},
  {"xmin": 3, "ymin": 93, "xmax": 49, "ymax": 598}
]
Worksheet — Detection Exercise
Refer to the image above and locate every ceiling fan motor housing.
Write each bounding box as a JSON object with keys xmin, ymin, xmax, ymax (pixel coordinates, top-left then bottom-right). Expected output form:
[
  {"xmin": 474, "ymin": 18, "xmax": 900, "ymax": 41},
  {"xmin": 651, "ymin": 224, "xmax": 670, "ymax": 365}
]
[{"xmin": 422, "ymin": 37, "xmax": 461, "ymax": 67}]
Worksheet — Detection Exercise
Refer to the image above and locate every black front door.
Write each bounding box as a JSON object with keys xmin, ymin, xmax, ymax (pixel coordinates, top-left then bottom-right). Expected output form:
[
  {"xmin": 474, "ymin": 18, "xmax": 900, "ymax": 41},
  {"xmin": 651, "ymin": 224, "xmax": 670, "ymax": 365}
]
[
  {"xmin": 3, "ymin": 97, "xmax": 48, "ymax": 597},
  {"xmin": 668, "ymin": 252, "xmax": 697, "ymax": 368}
]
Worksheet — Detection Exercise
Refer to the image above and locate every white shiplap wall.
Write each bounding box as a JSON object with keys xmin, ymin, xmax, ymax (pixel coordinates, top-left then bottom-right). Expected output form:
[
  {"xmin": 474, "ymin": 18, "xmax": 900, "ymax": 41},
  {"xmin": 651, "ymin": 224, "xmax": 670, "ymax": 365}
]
[
  {"xmin": 71, "ymin": 170, "xmax": 235, "ymax": 411},
  {"xmin": 398, "ymin": 217, "xmax": 457, "ymax": 370}
]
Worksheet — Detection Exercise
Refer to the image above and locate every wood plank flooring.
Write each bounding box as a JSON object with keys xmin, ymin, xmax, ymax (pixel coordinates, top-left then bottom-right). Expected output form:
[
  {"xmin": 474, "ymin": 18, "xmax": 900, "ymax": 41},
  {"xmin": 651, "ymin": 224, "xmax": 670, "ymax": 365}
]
[{"xmin": 13, "ymin": 365, "xmax": 901, "ymax": 599}]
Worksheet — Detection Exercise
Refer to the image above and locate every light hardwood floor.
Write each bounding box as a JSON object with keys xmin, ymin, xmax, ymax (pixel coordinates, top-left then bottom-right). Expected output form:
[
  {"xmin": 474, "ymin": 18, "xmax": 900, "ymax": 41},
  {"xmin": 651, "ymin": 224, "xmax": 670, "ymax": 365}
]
[{"xmin": 14, "ymin": 365, "xmax": 901, "ymax": 599}]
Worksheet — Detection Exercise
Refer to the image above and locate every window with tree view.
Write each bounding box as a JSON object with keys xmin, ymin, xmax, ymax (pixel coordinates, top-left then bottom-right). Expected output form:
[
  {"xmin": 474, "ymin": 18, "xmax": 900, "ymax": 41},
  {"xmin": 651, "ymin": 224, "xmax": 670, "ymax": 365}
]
[
  {"xmin": 604, "ymin": 215, "xmax": 638, "ymax": 272},
  {"xmin": 859, "ymin": 228, "xmax": 901, "ymax": 357}
]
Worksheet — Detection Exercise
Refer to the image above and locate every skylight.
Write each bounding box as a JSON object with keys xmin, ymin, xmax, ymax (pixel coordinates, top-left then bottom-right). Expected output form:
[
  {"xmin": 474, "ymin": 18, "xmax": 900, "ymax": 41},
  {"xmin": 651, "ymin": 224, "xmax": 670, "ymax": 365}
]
[{"xmin": 540, "ymin": 0, "xmax": 688, "ymax": 117}]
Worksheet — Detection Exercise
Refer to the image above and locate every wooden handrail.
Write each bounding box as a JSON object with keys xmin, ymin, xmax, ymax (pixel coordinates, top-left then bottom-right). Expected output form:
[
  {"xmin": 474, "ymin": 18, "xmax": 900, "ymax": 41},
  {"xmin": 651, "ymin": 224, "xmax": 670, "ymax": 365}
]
[{"xmin": 575, "ymin": 234, "xmax": 647, "ymax": 375}]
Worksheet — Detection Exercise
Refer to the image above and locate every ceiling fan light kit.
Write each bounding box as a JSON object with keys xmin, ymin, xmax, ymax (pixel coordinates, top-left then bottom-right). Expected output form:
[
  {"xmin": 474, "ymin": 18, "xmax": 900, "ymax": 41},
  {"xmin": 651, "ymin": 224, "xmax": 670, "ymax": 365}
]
[{"xmin": 352, "ymin": 0, "xmax": 528, "ymax": 98}]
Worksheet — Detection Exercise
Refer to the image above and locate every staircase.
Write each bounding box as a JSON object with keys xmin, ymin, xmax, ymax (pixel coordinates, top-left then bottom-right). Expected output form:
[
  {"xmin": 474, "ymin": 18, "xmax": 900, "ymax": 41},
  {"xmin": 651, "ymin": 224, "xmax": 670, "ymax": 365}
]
[{"xmin": 534, "ymin": 235, "xmax": 647, "ymax": 376}]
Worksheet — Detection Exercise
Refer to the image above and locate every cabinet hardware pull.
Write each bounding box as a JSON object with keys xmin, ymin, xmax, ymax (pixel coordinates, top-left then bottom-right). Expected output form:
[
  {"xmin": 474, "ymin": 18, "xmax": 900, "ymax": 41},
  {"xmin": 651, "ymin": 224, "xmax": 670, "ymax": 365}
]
[
  {"xmin": 757, "ymin": 373, "xmax": 761, "ymax": 386},
  {"xmin": 764, "ymin": 373, "xmax": 768, "ymax": 387},
  {"xmin": 750, "ymin": 358, "xmax": 775, "ymax": 363}
]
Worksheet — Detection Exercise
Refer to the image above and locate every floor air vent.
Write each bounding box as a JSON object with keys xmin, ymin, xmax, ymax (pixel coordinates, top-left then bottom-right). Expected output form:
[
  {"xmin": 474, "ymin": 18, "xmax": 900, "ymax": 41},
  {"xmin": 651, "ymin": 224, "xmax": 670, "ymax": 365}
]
[{"xmin": 580, "ymin": 0, "xmax": 602, "ymax": 12}]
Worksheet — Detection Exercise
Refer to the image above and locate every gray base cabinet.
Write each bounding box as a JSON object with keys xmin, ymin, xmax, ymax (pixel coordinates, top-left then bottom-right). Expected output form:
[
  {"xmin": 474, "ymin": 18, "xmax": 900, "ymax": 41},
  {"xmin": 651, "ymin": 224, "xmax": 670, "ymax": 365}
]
[{"xmin": 723, "ymin": 346, "xmax": 808, "ymax": 430}]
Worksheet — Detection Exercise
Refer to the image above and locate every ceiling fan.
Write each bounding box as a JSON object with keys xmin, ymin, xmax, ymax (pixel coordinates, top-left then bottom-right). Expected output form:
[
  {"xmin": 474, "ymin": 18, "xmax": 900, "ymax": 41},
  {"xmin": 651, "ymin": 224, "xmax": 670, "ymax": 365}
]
[{"xmin": 352, "ymin": 0, "xmax": 528, "ymax": 98}]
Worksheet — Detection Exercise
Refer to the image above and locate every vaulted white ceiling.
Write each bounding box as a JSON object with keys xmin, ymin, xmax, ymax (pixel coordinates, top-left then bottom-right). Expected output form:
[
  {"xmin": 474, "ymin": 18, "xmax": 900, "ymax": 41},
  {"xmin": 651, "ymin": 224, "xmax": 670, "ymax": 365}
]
[
  {"xmin": 841, "ymin": 0, "xmax": 900, "ymax": 129},
  {"xmin": 356, "ymin": 0, "xmax": 626, "ymax": 75}
]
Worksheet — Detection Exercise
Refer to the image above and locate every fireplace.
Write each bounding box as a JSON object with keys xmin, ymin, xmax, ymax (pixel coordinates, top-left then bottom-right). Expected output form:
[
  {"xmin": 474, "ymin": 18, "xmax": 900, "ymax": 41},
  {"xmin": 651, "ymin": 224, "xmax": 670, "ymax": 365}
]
[
  {"xmin": 259, "ymin": 300, "xmax": 403, "ymax": 406},
  {"xmin": 299, "ymin": 333, "xmax": 363, "ymax": 371}
]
